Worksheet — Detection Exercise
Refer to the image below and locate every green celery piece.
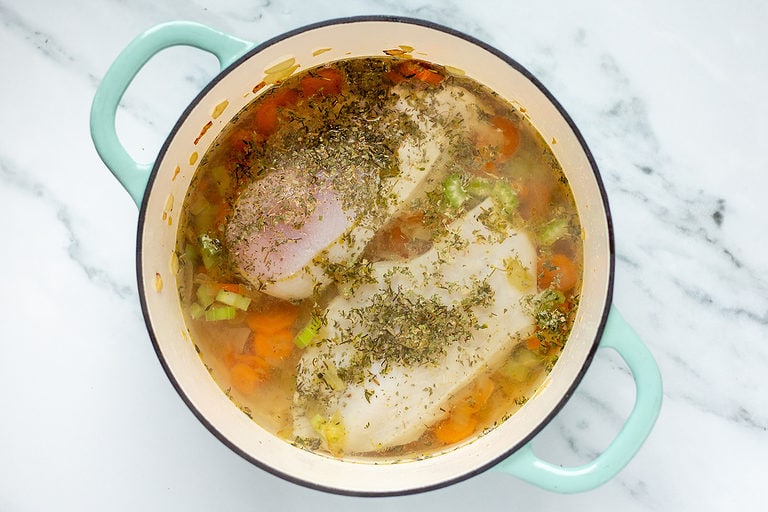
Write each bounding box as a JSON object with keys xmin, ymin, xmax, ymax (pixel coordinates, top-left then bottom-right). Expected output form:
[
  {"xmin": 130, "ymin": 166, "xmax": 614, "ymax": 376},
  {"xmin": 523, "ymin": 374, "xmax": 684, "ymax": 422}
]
[
  {"xmin": 311, "ymin": 412, "xmax": 346, "ymax": 447},
  {"xmin": 204, "ymin": 305, "xmax": 236, "ymax": 321},
  {"xmin": 215, "ymin": 289, "xmax": 252, "ymax": 311},
  {"xmin": 538, "ymin": 218, "xmax": 569, "ymax": 246},
  {"xmin": 492, "ymin": 180, "xmax": 518, "ymax": 214},
  {"xmin": 499, "ymin": 359, "xmax": 531, "ymax": 383},
  {"xmin": 466, "ymin": 177, "xmax": 492, "ymax": 197},
  {"xmin": 199, "ymin": 234, "xmax": 222, "ymax": 270},
  {"xmin": 443, "ymin": 173, "xmax": 469, "ymax": 208},
  {"xmin": 294, "ymin": 316, "xmax": 322, "ymax": 349}
]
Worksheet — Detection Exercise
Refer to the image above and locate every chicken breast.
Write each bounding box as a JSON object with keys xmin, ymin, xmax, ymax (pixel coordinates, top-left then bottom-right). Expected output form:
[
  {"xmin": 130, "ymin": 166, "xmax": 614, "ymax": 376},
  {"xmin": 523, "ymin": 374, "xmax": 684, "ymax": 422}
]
[
  {"xmin": 224, "ymin": 84, "xmax": 491, "ymax": 301},
  {"xmin": 292, "ymin": 199, "xmax": 537, "ymax": 454}
]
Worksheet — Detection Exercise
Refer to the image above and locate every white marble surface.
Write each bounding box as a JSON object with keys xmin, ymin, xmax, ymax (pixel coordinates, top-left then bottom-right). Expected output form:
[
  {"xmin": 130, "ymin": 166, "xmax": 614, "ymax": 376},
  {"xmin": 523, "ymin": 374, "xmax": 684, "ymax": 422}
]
[{"xmin": 1, "ymin": 0, "xmax": 766, "ymax": 510}]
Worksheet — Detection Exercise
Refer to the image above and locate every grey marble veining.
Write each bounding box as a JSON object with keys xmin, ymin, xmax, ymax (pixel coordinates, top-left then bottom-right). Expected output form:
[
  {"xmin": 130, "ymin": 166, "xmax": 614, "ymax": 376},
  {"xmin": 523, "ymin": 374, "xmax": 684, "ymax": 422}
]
[{"xmin": 1, "ymin": 0, "xmax": 766, "ymax": 510}]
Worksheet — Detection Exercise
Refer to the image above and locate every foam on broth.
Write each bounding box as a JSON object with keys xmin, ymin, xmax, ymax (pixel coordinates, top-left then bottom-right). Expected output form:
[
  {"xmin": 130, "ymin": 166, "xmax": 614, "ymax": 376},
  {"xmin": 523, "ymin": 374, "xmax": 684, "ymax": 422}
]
[{"xmin": 175, "ymin": 57, "xmax": 582, "ymax": 460}]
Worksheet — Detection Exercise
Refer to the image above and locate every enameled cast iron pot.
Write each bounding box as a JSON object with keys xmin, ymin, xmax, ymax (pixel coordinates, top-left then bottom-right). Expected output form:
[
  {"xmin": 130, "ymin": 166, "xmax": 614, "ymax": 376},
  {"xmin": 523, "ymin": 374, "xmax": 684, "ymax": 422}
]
[{"xmin": 90, "ymin": 17, "xmax": 662, "ymax": 496}]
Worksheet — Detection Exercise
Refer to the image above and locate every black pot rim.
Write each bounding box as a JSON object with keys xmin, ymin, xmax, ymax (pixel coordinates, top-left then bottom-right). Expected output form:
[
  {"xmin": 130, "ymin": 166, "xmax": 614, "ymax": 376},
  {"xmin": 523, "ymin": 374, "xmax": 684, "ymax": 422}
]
[{"xmin": 135, "ymin": 14, "xmax": 615, "ymax": 497}]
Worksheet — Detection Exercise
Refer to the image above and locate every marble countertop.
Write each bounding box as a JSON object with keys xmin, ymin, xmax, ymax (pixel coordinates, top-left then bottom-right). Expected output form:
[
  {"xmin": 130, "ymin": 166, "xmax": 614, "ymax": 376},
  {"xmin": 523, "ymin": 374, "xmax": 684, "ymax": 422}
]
[{"xmin": 1, "ymin": 0, "xmax": 766, "ymax": 510}]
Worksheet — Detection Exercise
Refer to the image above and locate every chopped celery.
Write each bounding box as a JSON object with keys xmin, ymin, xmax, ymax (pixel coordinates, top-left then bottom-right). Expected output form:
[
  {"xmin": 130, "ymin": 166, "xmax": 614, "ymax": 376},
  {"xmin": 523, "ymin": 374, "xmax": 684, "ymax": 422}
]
[
  {"xmin": 456, "ymin": 176, "xmax": 518, "ymax": 215},
  {"xmin": 531, "ymin": 288, "xmax": 566, "ymax": 315},
  {"xmin": 294, "ymin": 316, "xmax": 322, "ymax": 349},
  {"xmin": 311, "ymin": 412, "xmax": 346, "ymax": 451},
  {"xmin": 538, "ymin": 218, "xmax": 569, "ymax": 246},
  {"xmin": 492, "ymin": 180, "xmax": 518, "ymax": 214},
  {"xmin": 500, "ymin": 346, "xmax": 544, "ymax": 383},
  {"xmin": 189, "ymin": 302, "xmax": 205, "ymax": 320},
  {"xmin": 199, "ymin": 234, "xmax": 222, "ymax": 270},
  {"xmin": 529, "ymin": 288, "xmax": 567, "ymax": 332},
  {"xmin": 443, "ymin": 173, "xmax": 469, "ymax": 208},
  {"xmin": 514, "ymin": 346, "xmax": 544, "ymax": 367},
  {"xmin": 310, "ymin": 414, "xmax": 325, "ymax": 432},
  {"xmin": 204, "ymin": 305, "xmax": 236, "ymax": 321},
  {"xmin": 323, "ymin": 415, "xmax": 346, "ymax": 446},
  {"xmin": 196, "ymin": 282, "xmax": 218, "ymax": 308},
  {"xmin": 499, "ymin": 359, "xmax": 531, "ymax": 383},
  {"xmin": 215, "ymin": 289, "xmax": 252, "ymax": 311},
  {"xmin": 466, "ymin": 177, "xmax": 492, "ymax": 197}
]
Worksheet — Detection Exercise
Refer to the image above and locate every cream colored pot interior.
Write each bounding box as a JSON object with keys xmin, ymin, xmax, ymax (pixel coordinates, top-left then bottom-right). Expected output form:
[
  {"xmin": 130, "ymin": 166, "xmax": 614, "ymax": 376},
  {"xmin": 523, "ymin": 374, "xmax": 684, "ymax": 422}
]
[{"xmin": 138, "ymin": 19, "xmax": 612, "ymax": 495}]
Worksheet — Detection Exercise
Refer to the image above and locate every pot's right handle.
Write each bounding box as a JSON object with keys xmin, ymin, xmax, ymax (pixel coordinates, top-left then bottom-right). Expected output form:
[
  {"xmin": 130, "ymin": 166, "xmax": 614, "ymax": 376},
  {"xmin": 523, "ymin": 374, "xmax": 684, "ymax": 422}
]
[
  {"xmin": 495, "ymin": 305, "xmax": 663, "ymax": 493},
  {"xmin": 90, "ymin": 22, "xmax": 253, "ymax": 206}
]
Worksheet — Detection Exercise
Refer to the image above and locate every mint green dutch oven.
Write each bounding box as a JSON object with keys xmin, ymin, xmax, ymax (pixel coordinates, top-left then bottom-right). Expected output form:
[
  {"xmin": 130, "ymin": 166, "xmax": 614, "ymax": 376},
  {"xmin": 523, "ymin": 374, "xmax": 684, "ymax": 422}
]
[{"xmin": 90, "ymin": 17, "xmax": 662, "ymax": 496}]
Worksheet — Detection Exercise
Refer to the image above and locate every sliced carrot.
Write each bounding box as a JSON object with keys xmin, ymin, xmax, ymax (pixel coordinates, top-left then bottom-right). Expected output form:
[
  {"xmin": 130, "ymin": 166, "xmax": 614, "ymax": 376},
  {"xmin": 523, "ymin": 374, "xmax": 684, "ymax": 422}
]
[
  {"xmin": 386, "ymin": 60, "xmax": 444, "ymax": 85},
  {"xmin": 537, "ymin": 253, "xmax": 578, "ymax": 292},
  {"xmin": 252, "ymin": 329, "xmax": 295, "ymax": 361},
  {"xmin": 245, "ymin": 302, "xmax": 300, "ymax": 366},
  {"xmin": 236, "ymin": 353, "xmax": 269, "ymax": 370},
  {"xmin": 435, "ymin": 376, "xmax": 494, "ymax": 444},
  {"xmin": 384, "ymin": 69, "xmax": 406, "ymax": 84},
  {"xmin": 473, "ymin": 116, "xmax": 520, "ymax": 176},
  {"xmin": 229, "ymin": 128, "xmax": 254, "ymax": 153},
  {"xmin": 245, "ymin": 303, "xmax": 299, "ymax": 334},
  {"xmin": 217, "ymin": 283, "xmax": 247, "ymax": 294},
  {"xmin": 223, "ymin": 348, "xmax": 237, "ymax": 368},
  {"xmin": 455, "ymin": 375, "xmax": 495, "ymax": 415},
  {"xmin": 476, "ymin": 115, "xmax": 520, "ymax": 164},
  {"xmin": 253, "ymin": 88, "xmax": 300, "ymax": 136},
  {"xmin": 395, "ymin": 60, "xmax": 423, "ymax": 78},
  {"xmin": 434, "ymin": 409, "xmax": 478, "ymax": 444},
  {"xmin": 300, "ymin": 68, "xmax": 344, "ymax": 97},
  {"xmin": 223, "ymin": 349, "xmax": 268, "ymax": 370},
  {"xmin": 489, "ymin": 115, "xmax": 520, "ymax": 161},
  {"xmin": 414, "ymin": 67, "xmax": 444, "ymax": 85},
  {"xmin": 271, "ymin": 87, "xmax": 300, "ymax": 107},
  {"xmin": 254, "ymin": 101, "xmax": 279, "ymax": 136},
  {"xmin": 230, "ymin": 362, "xmax": 265, "ymax": 395},
  {"xmin": 525, "ymin": 336, "xmax": 542, "ymax": 351}
]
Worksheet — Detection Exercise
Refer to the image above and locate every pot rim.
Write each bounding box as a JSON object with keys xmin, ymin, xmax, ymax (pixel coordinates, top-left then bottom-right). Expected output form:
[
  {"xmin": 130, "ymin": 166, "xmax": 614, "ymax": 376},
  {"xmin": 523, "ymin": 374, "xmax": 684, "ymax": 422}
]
[{"xmin": 135, "ymin": 15, "xmax": 615, "ymax": 496}]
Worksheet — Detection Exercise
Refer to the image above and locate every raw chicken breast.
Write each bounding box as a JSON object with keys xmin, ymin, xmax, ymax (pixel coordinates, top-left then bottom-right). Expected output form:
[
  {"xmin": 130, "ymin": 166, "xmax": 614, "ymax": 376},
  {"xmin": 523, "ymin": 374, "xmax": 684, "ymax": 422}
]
[
  {"xmin": 225, "ymin": 84, "xmax": 487, "ymax": 301},
  {"xmin": 292, "ymin": 199, "xmax": 537, "ymax": 454},
  {"xmin": 225, "ymin": 169, "xmax": 356, "ymax": 300}
]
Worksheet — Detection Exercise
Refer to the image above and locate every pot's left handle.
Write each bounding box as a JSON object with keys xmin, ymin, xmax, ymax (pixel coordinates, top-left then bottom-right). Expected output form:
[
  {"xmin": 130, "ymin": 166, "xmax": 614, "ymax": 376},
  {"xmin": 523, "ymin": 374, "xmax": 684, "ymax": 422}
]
[{"xmin": 90, "ymin": 22, "xmax": 253, "ymax": 206}]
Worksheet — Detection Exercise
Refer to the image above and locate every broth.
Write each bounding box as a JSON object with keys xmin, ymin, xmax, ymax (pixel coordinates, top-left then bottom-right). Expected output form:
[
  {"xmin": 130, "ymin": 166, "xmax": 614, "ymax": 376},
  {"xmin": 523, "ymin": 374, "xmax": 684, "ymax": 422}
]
[{"xmin": 175, "ymin": 57, "xmax": 582, "ymax": 460}]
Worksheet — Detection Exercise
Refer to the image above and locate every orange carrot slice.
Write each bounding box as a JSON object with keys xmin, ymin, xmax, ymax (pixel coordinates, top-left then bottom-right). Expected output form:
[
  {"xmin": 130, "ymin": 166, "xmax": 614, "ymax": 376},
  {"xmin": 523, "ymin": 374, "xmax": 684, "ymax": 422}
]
[
  {"xmin": 434, "ymin": 409, "xmax": 478, "ymax": 444},
  {"xmin": 538, "ymin": 253, "xmax": 578, "ymax": 292},
  {"xmin": 230, "ymin": 362, "xmax": 264, "ymax": 395}
]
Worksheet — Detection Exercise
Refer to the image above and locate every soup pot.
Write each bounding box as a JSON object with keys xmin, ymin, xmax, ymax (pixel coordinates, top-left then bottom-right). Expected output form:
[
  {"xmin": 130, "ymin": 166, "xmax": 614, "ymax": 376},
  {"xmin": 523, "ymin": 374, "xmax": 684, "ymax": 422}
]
[{"xmin": 90, "ymin": 16, "xmax": 662, "ymax": 496}]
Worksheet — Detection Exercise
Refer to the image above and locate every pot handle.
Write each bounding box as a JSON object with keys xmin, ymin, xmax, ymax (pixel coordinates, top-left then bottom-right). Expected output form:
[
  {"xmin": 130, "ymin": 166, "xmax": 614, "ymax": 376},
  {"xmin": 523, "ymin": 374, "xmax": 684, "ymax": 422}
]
[
  {"xmin": 494, "ymin": 305, "xmax": 662, "ymax": 493},
  {"xmin": 90, "ymin": 22, "xmax": 252, "ymax": 206}
]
